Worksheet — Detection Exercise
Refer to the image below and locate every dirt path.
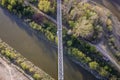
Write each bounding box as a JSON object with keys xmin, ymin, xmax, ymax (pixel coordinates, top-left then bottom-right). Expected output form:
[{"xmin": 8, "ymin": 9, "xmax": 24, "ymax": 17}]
[
  {"xmin": 95, "ymin": 43, "xmax": 120, "ymax": 72},
  {"xmin": 0, "ymin": 57, "xmax": 31, "ymax": 80}
]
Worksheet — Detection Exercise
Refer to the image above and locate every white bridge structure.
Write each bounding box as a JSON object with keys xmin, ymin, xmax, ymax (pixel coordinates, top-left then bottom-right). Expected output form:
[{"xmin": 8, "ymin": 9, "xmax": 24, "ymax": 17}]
[{"xmin": 57, "ymin": 0, "xmax": 64, "ymax": 80}]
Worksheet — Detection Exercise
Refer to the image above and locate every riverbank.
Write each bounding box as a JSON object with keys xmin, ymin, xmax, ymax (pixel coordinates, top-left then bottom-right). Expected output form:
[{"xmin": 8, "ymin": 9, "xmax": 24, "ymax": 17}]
[
  {"xmin": 0, "ymin": 39, "xmax": 54, "ymax": 80},
  {"xmin": 0, "ymin": 55, "xmax": 32, "ymax": 80},
  {"xmin": 28, "ymin": 1, "xmax": 120, "ymax": 79},
  {"xmin": 0, "ymin": 0, "xmax": 119, "ymax": 79},
  {"xmin": 0, "ymin": 6, "xmax": 98, "ymax": 80}
]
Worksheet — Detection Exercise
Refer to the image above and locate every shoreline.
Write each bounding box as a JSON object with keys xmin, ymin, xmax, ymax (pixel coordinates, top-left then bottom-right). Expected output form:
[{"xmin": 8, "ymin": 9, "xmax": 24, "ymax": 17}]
[
  {"xmin": 0, "ymin": 2, "xmax": 107, "ymax": 80},
  {"xmin": 0, "ymin": 54, "xmax": 33, "ymax": 80},
  {"xmin": 0, "ymin": 39, "xmax": 54, "ymax": 80},
  {"xmin": 0, "ymin": 0, "xmax": 120, "ymax": 79},
  {"xmin": 0, "ymin": 6, "xmax": 99, "ymax": 80}
]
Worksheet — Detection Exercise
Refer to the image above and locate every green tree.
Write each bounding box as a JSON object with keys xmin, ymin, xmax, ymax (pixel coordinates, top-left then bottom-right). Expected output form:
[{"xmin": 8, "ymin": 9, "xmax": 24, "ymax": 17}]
[
  {"xmin": 1, "ymin": 0, "xmax": 8, "ymax": 6},
  {"xmin": 20, "ymin": 62, "xmax": 29, "ymax": 70},
  {"xmin": 89, "ymin": 61, "xmax": 99, "ymax": 70},
  {"xmin": 69, "ymin": 21, "xmax": 76, "ymax": 28},
  {"xmin": 38, "ymin": 0, "xmax": 51, "ymax": 12},
  {"xmin": 67, "ymin": 40, "xmax": 72, "ymax": 47},
  {"xmin": 9, "ymin": 0, "xmax": 16, "ymax": 6},
  {"xmin": 99, "ymin": 68, "xmax": 108, "ymax": 77},
  {"xmin": 85, "ymin": 57, "xmax": 92, "ymax": 62},
  {"xmin": 33, "ymin": 73, "xmax": 41, "ymax": 80},
  {"xmin": 7, "ymin": 5, "xmax": 13, "ymax": 11}
]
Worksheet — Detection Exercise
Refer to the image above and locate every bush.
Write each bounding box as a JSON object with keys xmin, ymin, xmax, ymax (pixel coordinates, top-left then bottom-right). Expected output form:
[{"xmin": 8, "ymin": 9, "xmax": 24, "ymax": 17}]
[
  {"xmin": 33, "ymin": 73, "xmax": 42, "ymax": 80},
  {"xmin": 67, "ymin": 40, "xmax": 72, "ymax": 47},
  {"xmin": 20, "ymin": 62, "xmax": 29, "ymax": 71},
  {"xmin": 89, "ymin": 61, "xmax": 99, "ymax": 70},
  {"xmin": 99, "ymin": 68, "xmax": 108, "ymax": 77}
]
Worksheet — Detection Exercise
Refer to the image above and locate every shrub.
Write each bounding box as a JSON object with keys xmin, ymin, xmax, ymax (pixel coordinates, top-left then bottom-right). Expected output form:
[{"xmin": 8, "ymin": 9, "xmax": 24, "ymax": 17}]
[
  {"xmin": 20, "ymin": 62, "xmax": 29, "ymax": 71},
  {"xmin": 33, "ymin": 73, "xmax": 42, "ymax": 80}
]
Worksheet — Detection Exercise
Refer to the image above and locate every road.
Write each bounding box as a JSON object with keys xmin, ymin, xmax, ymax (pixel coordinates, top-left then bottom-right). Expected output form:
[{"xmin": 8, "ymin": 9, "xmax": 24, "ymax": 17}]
[
  {"xmin": 24, "ymin": 0, "xmax": 120, "ymax": 73},
  {"xmin": 96, "ymin": 43, "xmax": 120, "ymax": 72}
]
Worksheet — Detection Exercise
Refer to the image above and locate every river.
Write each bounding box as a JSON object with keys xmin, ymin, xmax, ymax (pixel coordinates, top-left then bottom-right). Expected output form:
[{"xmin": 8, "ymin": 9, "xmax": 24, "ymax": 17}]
[
  {"xmin": 0, "ymin": 0, "xmax": 119, "ymax": 80},
  {"xmin": 0, "ymin": 7, "xmax": 96, "ymax": 80}
]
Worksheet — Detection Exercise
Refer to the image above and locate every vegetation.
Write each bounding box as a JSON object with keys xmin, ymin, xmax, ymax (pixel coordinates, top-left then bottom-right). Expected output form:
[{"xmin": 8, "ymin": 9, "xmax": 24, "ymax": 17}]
[
  {"xmin": 38, "ymin": 0, "xmax": 56, "ymax": 18},
  {"xmin": 0, "ymin": 40, "xmax": 53, "ymax": 80},
  {"xmin": 33, "ymin": 73, "xmax": 41, "ymax": 80},
  {"xmin": 38, "ymin": 0, "xmax": 51, "ymax": 12},
  {"xmin": 0, "ymin": 0, "xmax": 120, "ymax": 79},
  {"xmin": 89, "ymin": 61, "xmax": 99, "ymax": 70},
  {"xmin": 0, "ymin": 0, "xmax": 34, "ymax": 18},
  {"xmin": 28, "ymin": 20, "xmax": 120, "ymax": 79},
  {"xmin": 63, "ymin": 3, "xmax": 104, "ymax": 43}
]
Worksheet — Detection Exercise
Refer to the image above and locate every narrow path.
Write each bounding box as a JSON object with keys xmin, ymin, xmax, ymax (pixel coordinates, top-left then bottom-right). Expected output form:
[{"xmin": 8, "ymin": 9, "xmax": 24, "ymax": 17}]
[
  {"xmin": 96, "ymin": 43, "xmax": 120, "ymax": 72},
  {"xmin": 24, "ymin": 1, "xmax": 57, "ymax": 24}
]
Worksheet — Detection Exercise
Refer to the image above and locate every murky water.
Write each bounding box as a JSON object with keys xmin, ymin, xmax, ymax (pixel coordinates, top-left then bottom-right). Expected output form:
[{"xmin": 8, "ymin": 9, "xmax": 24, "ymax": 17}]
[
  {"xmin": 0, "ymin": 7, "xmax": 96, "ymax": 80},
  {"xmin": 0, "ymin": 0, "xmax": 119, "ymax": 80}
]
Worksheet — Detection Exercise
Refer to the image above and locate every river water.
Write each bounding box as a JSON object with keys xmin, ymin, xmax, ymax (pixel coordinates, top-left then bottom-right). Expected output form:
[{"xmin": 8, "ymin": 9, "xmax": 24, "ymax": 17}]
[
  {"xmin": 0, "ymin": 7, "xmax": 96, "ymax": 80},
  {"xmin": 0, "ymin": 0, "xmax": 119, "ymax": 80}
]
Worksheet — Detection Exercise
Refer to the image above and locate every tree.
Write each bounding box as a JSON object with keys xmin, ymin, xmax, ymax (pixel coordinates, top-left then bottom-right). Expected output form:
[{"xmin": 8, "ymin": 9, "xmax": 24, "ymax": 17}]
[
  {"xmin": 89, "ymin": 61, "xmax": 99, "ymax": 70},
  {"xmin": 69, "ymin": 21, "xmax": 76, "ymax": 28},
  {"xmin": 77, "ymin": 51, "xmax": 85, "ymax": 59},
  {"xmin": 99, "ymin": 68, "xmax": 108, "ymax": 77},
  {"xmin": 67, "ymin": 40, "xmax": 72, "ymax": 47},
  {"xmin": 20, "ymin": 62, "xmax": 29, "ymax": 70},
  {"xmin": 107, "ymin": 25, "xmax": 113, "ymax": 31},
  {"xmin": 85, "ymin": 57, "xmax": 92, "ymax": 62},
  {"xmin": 73, "ymin": 18, "xmax": 94, "ymax": 37},
  {"xmin": 38, "ymin": 0, "xmax": 51, "ymax": 12},
  {"xmin": 1, "ymin": 0, "xmax": 7, "ymax": 6},
  {"xmin": 7, "ymin": 5, "xmax": 13, "ymax": 11},
  {"xmin": 33, "ymin": 73, "xmax": 41, "ymax": 80},
  {"xmin": 106, "ymin": 18, "xmax": 112, "ymax": 26},
  {"xmin": 9, "ymin": 0, "xmax": 16, "ymax": 6}
]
